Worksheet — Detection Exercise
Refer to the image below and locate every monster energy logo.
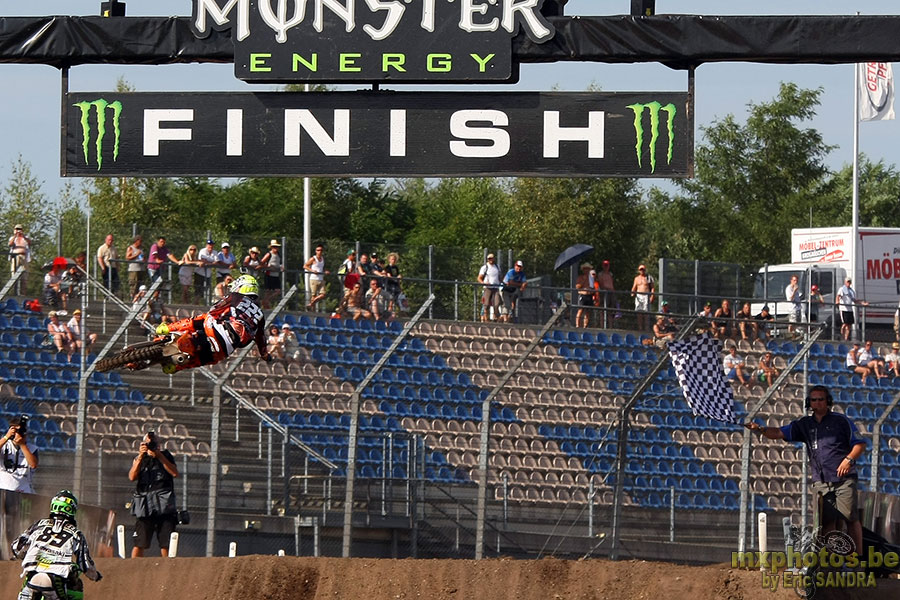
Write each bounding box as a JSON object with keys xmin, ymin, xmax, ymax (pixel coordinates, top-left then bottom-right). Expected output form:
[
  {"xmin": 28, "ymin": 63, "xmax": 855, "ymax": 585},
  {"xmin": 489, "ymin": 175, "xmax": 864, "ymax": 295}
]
[
  {"xmin": 627, "ymin": 101, "xmax": 676, "ymax": 174},
  {"xmin": 73, "ymin": 99, "xmax": 123, "ymax": 171}
]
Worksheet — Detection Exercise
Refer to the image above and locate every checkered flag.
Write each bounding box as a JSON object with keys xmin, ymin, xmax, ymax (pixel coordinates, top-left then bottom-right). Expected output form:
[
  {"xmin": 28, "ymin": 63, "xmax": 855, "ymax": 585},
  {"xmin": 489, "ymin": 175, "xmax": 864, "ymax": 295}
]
[{"xmin": 667, "ymin": 334, "xmax": 737, "ymax": 424}]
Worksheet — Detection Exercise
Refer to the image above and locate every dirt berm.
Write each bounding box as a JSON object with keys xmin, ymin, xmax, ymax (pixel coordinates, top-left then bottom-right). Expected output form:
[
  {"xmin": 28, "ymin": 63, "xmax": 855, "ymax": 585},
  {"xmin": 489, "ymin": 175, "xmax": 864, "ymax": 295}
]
[{"xmin": 1, "ymin": 556, "xmax": 897, "ymax": 600}]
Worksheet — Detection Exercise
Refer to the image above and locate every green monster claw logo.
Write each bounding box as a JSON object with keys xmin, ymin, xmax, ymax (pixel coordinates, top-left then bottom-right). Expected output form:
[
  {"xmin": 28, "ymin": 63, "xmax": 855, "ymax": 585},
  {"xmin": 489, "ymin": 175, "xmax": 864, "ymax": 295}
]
[
  {"xmin": 627, "ymin": 101, "xmax": 676, "ymax": 173},
  {"xmin": 73, "ymin": 99, "xmax": 123, "ymax": 171}
]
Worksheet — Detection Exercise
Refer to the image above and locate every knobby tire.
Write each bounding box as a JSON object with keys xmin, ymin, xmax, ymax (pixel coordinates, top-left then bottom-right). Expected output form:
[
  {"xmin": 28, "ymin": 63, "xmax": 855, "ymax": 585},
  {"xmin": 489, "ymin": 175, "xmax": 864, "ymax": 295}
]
[{"xmin": 95, "ymin": 344, "xmax": 165, "ymax": 372}]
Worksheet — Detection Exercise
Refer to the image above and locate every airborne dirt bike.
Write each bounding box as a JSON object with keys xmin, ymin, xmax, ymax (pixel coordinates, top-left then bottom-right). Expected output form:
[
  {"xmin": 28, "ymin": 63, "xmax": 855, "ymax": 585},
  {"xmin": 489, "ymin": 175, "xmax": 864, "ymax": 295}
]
[{"xmin": 95, "ymin": 332, "xmax": 193, "ymax": 373}]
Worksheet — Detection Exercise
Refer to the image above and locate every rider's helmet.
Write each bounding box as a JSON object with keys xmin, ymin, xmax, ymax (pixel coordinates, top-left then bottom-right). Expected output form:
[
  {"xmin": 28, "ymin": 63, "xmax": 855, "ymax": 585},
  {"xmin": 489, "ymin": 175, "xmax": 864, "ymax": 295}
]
[
  {"xmin": 50, "ymin": 490, "xmax": 78, "ymax": 519},
  {"xmin": 230, "ymin": 274, "xmax": 259, "ymax": 297}
]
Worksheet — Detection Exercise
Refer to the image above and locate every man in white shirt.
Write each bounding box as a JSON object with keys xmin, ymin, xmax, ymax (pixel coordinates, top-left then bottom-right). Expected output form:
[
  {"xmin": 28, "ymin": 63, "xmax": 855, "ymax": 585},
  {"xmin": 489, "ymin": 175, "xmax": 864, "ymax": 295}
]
[
  {"xmin": 723, "ymin": 346, "xmax": 750, "ymax": 386},
  {"xmin": 836, "ymin": 278, "xmax": 868, "ymax": 341},
  {"xmin": 198, "ymin": 239, "xmax": 220, "ymax": 301},
  {"xmin": 0, "ymin": 416, "xmax": 39, "ymax": 493},
  {"xmin": 784, "ymin": 275, "xmax": 802, "ymax": 336},
  {"xmin": 477, "ymin": 253, "xmax": 502, "ymax": 322}
]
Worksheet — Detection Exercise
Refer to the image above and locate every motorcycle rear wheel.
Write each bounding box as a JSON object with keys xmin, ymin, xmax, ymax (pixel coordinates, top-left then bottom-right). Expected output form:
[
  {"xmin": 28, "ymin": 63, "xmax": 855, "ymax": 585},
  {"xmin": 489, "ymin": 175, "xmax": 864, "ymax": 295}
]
[{"xmin": 95, "ymin": 343, "xmax": 165, "ymax": 372}]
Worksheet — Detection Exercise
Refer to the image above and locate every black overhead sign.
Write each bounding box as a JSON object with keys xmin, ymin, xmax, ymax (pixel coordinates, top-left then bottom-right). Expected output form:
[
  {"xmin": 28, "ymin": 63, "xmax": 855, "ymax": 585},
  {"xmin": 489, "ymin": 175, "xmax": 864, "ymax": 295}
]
[
  {"xmin": 63, "ymin": 91, "xmax": 691, "ymax": 178},
  {"xmin": 190, "ymin": 0, "xmax": 556, "ymax": 83}
]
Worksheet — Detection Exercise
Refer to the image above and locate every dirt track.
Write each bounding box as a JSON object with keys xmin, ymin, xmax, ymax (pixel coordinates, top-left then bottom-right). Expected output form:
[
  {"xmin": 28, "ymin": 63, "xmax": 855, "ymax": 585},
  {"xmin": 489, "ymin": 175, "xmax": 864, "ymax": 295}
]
[{"xmin": 2, "ymin": 556, "xmax": 898, "ymax": 600}]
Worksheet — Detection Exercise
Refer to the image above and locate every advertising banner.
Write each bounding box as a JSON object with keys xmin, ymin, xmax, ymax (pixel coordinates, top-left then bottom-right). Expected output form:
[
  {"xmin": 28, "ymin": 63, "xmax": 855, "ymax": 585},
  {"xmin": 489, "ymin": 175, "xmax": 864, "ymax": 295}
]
[{"xmin": 63, "ymin": 91, "xmax": 691, "ymax": 178}]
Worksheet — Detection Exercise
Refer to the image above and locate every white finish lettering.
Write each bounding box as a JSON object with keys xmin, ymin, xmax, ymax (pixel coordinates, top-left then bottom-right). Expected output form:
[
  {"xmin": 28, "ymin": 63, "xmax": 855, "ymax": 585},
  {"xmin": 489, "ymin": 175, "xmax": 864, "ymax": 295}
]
[
  {"xmin": 543, "ymin": 111, "xmax": 605, "ymax": 159},
  {"xmin": 459, "ymin": 0, "xmax": 499, "ymax": 33},
  {"xmin": 259, "ymin": 0, "xmax": 308, "ymax": 43},
  {"xmin": 284, "ymin": 109, "xmax": 351, "ymax": 156},
  {"xmin": 315, "ymin": 0, "xmax": 356, "ymax": 33},
  {"xmin": 389, "ymin": 110, "xmax": 407, "ymax": 157},
  {"xmin": 143, "ymin": 110, "xmax": 194, "ymax": 156},
  {"xmin": 194, "ymin": 0, "xmax": 251, "ymax": 41},
  {"xmin": 226, "ymin": 109, "xmax": 243, "ymax": 156},
  {"xmin": 449, "ymin": 110, "xmax": 510, "ymax": 158},
  {"xmin": 362, "ymin": 0, "xmax": 405, "ymax": 41},
  {"xmin": 502, "ymin": 0, "xmax": 552, "ymax": 39},
  {"xmin": 420, "ymin": 0, "xmax": 436, "ymax": 32}
]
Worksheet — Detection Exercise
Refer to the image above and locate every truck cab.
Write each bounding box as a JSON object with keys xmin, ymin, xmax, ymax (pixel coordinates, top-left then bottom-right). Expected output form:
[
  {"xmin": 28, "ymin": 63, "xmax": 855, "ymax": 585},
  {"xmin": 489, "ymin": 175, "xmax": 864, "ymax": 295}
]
[{"xmin": 751, "ymin": 264, "xmax": 842, "ymax": 322}]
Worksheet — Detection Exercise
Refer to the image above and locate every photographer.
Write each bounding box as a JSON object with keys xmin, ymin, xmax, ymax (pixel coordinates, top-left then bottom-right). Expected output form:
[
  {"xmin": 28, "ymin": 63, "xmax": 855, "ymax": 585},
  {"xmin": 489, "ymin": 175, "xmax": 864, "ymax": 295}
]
[
  {"xmin": 0, "ymin": 416, "xmax": 39, "ymax": 493},
  {"xmin": 128, "ymin": 432, "xmax": 178, "ymax": 557}
]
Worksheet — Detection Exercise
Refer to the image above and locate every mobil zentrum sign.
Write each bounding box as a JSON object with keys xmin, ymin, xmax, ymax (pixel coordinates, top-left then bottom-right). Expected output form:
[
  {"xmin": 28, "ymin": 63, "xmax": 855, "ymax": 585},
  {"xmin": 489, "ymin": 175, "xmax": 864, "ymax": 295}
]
[
  {"xmin": 63, "ymin": 91, "xmax": 690, "ymax": 178},
  {"xmin": 191, "ymin": 0, "xmax": 556, "ymax": 82}
]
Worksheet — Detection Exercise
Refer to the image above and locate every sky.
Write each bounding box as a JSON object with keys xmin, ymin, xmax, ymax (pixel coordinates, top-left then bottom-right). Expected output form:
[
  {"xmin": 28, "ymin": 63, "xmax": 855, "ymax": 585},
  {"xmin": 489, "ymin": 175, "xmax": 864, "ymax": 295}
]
[{"xmin": 1, "ymin": 1, "xmax": 899, "ymax": 203}]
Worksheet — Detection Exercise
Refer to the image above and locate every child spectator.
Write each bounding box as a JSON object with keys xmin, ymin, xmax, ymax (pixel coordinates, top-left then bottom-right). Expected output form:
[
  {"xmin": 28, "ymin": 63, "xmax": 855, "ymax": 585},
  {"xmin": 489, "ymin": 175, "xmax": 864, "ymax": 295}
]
[{"xmin": 754, "ymin": 351, "xmax": 779, "ymax": 388}]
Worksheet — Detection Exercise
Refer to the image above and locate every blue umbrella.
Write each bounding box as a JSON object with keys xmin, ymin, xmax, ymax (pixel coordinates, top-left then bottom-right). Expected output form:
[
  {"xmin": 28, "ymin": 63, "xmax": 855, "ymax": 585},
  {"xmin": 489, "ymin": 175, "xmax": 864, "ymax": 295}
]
[{"xmin": 554, "ymin": 244, "xmax": 594, "ymax": 271}]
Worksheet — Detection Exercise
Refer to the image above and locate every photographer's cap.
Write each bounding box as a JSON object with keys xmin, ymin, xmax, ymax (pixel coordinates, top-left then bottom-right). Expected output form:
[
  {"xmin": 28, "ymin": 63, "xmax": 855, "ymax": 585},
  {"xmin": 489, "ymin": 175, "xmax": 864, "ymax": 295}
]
[{"xmin": 14, "ymin": 224, "xmax": 23, "ymax": 231}]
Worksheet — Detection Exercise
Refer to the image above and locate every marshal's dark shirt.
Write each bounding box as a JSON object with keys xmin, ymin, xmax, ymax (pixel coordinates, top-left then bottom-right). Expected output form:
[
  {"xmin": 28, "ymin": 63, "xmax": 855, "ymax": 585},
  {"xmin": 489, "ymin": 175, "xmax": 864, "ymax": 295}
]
[{"xmin": 780, "ymin": 412, "xmax": 865, "ymax": 483}]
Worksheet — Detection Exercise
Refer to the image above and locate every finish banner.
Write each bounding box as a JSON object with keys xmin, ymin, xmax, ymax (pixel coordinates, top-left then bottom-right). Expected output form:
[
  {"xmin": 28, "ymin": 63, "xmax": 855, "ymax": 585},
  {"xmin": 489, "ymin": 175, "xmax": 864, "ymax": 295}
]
[{"xmin": 63, "ymin": 91, "xmax": 691, "ymax": 178}]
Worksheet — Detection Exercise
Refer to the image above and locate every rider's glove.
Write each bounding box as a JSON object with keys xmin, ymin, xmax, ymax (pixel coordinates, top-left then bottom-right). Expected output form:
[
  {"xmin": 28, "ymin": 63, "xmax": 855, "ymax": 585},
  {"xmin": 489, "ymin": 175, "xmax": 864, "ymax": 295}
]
[{"xmin": 155, "ymin": 323, "xmax": 170, "ymax": 336}]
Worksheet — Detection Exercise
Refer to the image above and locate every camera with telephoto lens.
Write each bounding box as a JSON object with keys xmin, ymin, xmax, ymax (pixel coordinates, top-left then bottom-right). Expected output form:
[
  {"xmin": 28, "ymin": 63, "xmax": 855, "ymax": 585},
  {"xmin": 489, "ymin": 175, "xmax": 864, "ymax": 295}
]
[{"xmin": 146, "ymin": 431, "xmax": 157, "ymax": 451}]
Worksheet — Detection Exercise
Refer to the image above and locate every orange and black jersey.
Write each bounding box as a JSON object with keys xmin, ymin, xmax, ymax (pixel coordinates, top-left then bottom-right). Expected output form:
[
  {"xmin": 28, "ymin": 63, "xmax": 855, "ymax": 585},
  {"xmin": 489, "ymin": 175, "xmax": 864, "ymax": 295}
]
[{"xmin": 208, "ymin": 292, "xmax": 267, "ymax": 354}]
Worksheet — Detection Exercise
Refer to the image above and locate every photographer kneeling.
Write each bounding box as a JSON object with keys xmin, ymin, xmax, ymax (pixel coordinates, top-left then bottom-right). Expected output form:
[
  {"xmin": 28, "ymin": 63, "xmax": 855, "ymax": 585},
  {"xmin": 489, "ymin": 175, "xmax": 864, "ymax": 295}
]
[
  {"xmin": 0, "ymin": 416, "xmax": 39, "ymax": 493},
  {"xmin": 128, "ymin": 431, "xmax": 178, "ymax": 557}
]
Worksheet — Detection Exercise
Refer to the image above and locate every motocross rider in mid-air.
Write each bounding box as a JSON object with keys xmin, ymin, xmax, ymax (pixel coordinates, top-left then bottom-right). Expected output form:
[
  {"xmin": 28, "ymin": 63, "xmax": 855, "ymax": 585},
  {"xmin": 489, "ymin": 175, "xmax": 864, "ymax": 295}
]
[{"xmin": 143, "ymin": 274, "xmax": 273, "ymax": 374}]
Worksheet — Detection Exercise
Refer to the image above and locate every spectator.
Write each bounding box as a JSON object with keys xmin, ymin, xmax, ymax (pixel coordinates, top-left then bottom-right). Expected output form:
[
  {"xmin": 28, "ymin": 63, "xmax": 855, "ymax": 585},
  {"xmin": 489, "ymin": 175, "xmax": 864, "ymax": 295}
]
[
  {"xmin": 477, "ymin": 253, "xmax": 502, "ymax": 322},
  {"xmin": 215, "ymin": 274, "xmax": 235, "ymax": 300},
  {"xmin": 10, "ymin": 490, "xmax": 102, "ymax": 597},
  {"xmin": 845, "ymin": 342, "xmax": 872, "ymax": 385},
  {"xmin": 61, "ymin": 252, "xmax": 87, "ymax": 303},
  {"xmin": 807, "ymin": 284, "xmax": 826, "ymax": 324},
  {"xmin": 723, "ymin": 345, "xmax": 750, "ymax": 387},
  {"xmin": 46, "ymin": 311, "xmax": 73, "ymax": 358},
  {"xmin": 338, "ymin": 249, "xmax": 357, "ymax": 291},
  {"xmin": 500, "ymin": 260, "xmax": 527, "ymax": 323},
  {"xmin": 303, "ymin": 244, "xmax": 329, "ymax": 311},
  {"xmin": 746, "ymin": 385, "xmax": 866, "ymax": 557},
  {"xmin": 365, "ymin": 278, "xmax": 391, "ymax": 321},
  {"xmin": 858, "ymin": 340, "xmax": 887, "ymax": 380},
  {"xmin": 43, "ymin": 259, "xmax": 66, "ymax": 309},
  {"xmin": 0, "ymin": 416, "xmax": 39, "ymax": 493},
  {"xmin": 894, "ymin": 299, "xmax": 899, "ymax": 342},
  {"xmin": 382, "ymin": 252, "xmax": 402, "ymax": 313},
  {"xmin": 754, "ymin": 305, "xmax": 774, "ymax": 340},
  {"xmin": 260, "ymin": 239, "xmax": 283, "ymax": 307},
  {"xmin": 736, "ymin": 302, "xmax": 758, "ymax": 341},
  {"xmin": 148, "ymin": 236, "xmax": 180, "ymax": 282},
  {"xmin": 712, "ymin": 299, "xmax": 734, "ymax": 339},
  {"xmin": 836, "ymin": 277, "xmax": 867, "ymax": 341},
  {"xmin": 96, "ymin": 234, "xmax": 119, "ymax": 293},
  {"xmin": 125, "ymin": 235, "xmax": 146, "ymax": 298},
  {"xmin": 143, "ymin": 290, "xmax": 171, "ymax": 325},
  {"xmin": 884, "ymin": 342, "xmax": 900, "ymax": 378},
  {"xmin": 197, "ymin": 239, "xmax": 220, "ymax": 300},
  {"xmin": 217, "ymin": 242, "xmax": 237, "ymax": 282},
  {"xmin": 280, "ymin": 323, "xmax": 300, "ymax": 361},
  {"xmin": 697, "ymin": 301, "xmax": 714, "ymax": 319},
  {"xmin": 630, "ymin": 264, "xmax": 655, "ymax": 331},
  {"xmin": 575, "ymin": 262, "xmax": 594, "ymax": 328},
  {"xmin": 652, "ymin": 315, "xmax": 675, "ymax": 349},
  {"xmin": 8, "ymin": 223, "xmax": 32, "ymax": 293},
  {"xmin": 178, "ymin": 245, "xmax": 202, "ymax": 303},
  {"xmin": 785, "ymin": 274, "xmax": 802, "ymax": 336},
  {"xmin": 345, "ymin": 280, "xmax": 372, "ymax": 321},
  {"xmin": 596, "ymin": 259, "xmax": 615, "ymax": 327},
  {"xmin": 67, "ymin": 309, "xmax": 97, "ymax": 355},
  {"xmin": 128, "ymin": 431, "xmax": 179, "ymax": 558},
  {"xmin": 369, "ymin": 252, "xmax": 387, "ymax": 287},
  {"xmin": 266, "ymin": 325, "xmax": 285, "ymax": 359},
  {"xmin": 754, "ymin": 351, "xmax": 779, "ymax": 388},
  {"xmin": 356, "ymin": 252, "xmax": 373, "ymax": 287}
]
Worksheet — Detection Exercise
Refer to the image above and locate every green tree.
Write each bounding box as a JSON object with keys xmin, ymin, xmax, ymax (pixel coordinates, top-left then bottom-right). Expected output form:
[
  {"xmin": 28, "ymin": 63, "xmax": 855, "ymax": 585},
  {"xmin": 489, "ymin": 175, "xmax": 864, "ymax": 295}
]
[
  {"xmin": 1, "ymin": 156, "xmax": 55, "ymax": 266},
  {"xmin": 825, "ymin": 157, "xmax": 900, "ymax": 228}
]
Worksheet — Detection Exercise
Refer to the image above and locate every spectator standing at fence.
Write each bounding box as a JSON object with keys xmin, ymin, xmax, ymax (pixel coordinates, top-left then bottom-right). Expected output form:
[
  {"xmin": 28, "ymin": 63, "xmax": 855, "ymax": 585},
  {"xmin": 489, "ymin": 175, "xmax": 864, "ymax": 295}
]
[
  {"xmin": 242, "ymin": 246, "xmax": 264, "ymax": 277},
  {"xmin": 148, "ymin": 237, "xmax": 180, "ymax": 282},
  {"xmin": 723, "ymin": 345, "xmax": 751, "ymax": 387},
  {"xmin": 179, "ymin": 245, "xmax": 203, "ymax": 303},
  {"xmin": 807, "ymin": 284, "xmax": 825, "ymax": 324},
  {"xmin": 746, "ymin": 385, "xmax": 866, "ymax": 557},
  {"xmin": 46, "ymin": 311, "xmax": 73, "ymax": 358},
  {"xmin": 217, "ymin": 242, "xmax": 236, "ymax": 282},
  {"xmin": 500, "ymin": 260, "xmax": 527, "ymax": 323},
  {"xmin": 8, "ymin": 224, "xmax": 32, "ymax": 293},
  {"xmin": 0, "ymin": 416, "xmax": 39, "ymax": 493},
  {"xmin": 303, "ymin": 244, "xmax": 329, "ymax": 311},
  {"xmin": 711, "ymin": 299, "xmax": 734, "ymax": 339},
  {"xmin": 575, "ymin": 262, "xmax": 594, "ymax": 328},
  {"xmin": 754, "ymin": 351, "xmax": 780, "ymax": 388},
  {"xmin": 357, "ymin": 252, "xmax": 373, "ymax": 287},
  {"xmin": 631, "ymin": 264, "xmax": 655, "ymax": 331},
  {"xmin": 261, "ymin": 239, "xmax": 283, "ymax": 307},
  {"xmin": 836, "ymin": 278, "xmax": 867, "ymax": 341},
  {"xmin": 125, "ymin": 236, "xmax": 145, "ymax": 299},
  {"xmin": 67, "ymin": 309, "xmax": 97, "ymax": 356},
  {"xmin": 96, "ymin": 234, "xmax": 119, "ymax": 293},
  {"xmin": 884, "ymin": 342, "xmax": 900, "ymax": 378},
  {"xmin": 736, "ymin": 301, "xmax": 758, "ymax": 341},
  {"xmin": 43, "ymin": 260, "xmax": 66, "ymax": 310},
  {"xmin": 129, "ymin": 432, "xmax": 178, "ymax": 558},
  {"xmin": 382, "ymin": 252, "xmax": 402, "ymax": 313},
  {"xmin": 845, "ymin": 342, "xmax": 872, "ymax": 385},
  {"xmin": 858, "ymin": 340, "xmax": 887, "ymax": 380},
  {"xmin": 478, "ymin": 253, "xmax": 502, "ymax": 322},
  {"xmin": 197, "ymin": 239, "xmax": 220, "ymax": 300},
  {"xmin": 596, "ymin": 260, "xmax": 615, "ymax": 327},
  {"xmin": 785, "ymin": 275, "xmax": 802, "ymax": 337}
]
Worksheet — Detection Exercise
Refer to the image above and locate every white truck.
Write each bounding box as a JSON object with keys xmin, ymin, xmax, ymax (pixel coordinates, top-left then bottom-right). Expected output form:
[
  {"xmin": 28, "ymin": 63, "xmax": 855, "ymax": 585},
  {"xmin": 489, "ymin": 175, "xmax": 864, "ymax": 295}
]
[{"xmin": 752, "ymin": 227, "xmax": 900, "ymax": 327}]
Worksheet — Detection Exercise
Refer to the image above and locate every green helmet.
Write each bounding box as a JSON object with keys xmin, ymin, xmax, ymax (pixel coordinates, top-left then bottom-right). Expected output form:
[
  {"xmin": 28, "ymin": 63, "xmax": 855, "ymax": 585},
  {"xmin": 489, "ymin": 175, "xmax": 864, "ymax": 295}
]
[
  {"xmin": 50, "ymin": 490, "xmax": 78, "ymax": 518},
  {"xmin": 231, "ymin": 274, "xmax": 259, "ymax": 297}
]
